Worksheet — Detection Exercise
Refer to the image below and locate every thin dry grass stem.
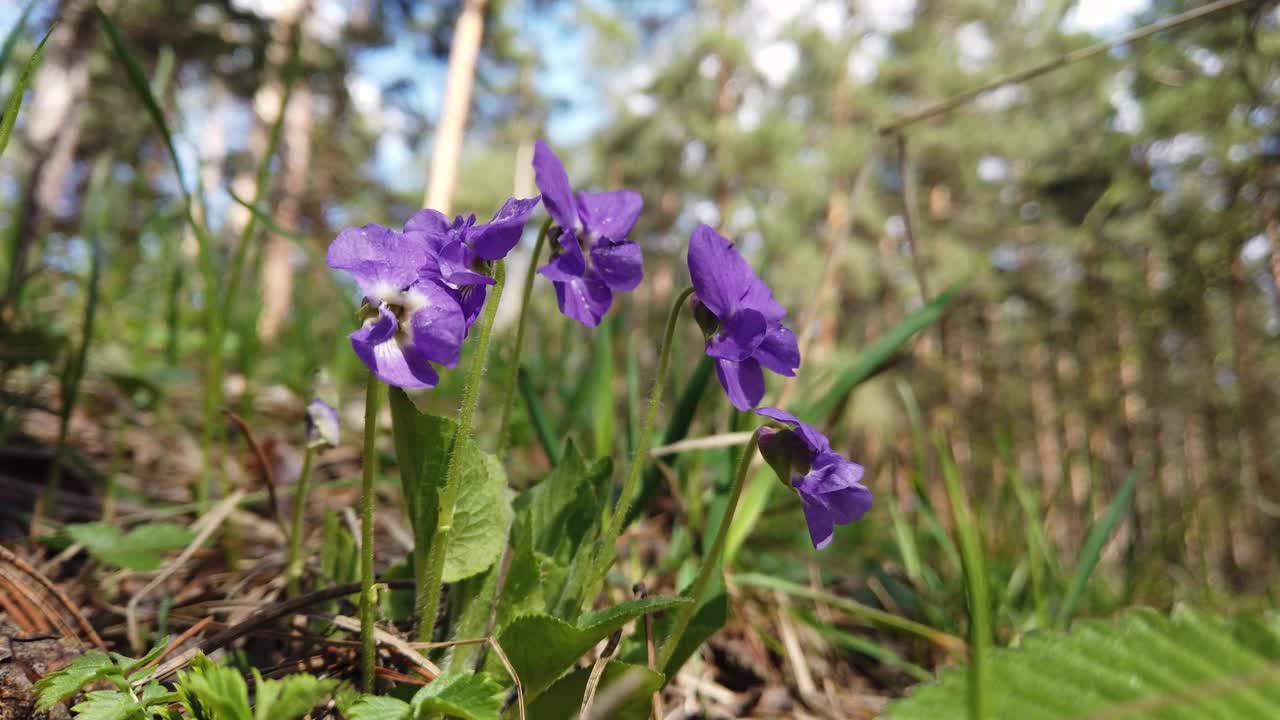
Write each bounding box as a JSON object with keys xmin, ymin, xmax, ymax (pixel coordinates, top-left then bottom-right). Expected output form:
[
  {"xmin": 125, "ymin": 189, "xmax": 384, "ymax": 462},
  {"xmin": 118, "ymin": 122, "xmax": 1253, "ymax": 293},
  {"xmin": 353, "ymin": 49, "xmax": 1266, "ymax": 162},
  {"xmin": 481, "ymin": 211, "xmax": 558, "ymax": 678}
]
[
  {"xmin": 649, "ymin": 431, "xmax": 754, "ymax": 457},
  {"xmin": 579, "ymin": 629, "xmax": 623, "ymax": 720},
  {"xmin": 774, "ymin": 590, "xmax": 818, "ymax": 701},
  {"xmin": 331, "ymin": 613, "xmax": 442, "ymax": 679},
  {"xmin": 582, "ymin": 666, "xmax": 655, "ymax": 720},
  {"xmin": 143, "ymin": 579, "xmax": 416, "ymax": 683},
  {"xmin": 146, "ymin": 615, "xmax": 214, "ymax": 668},
  {"xmin": 222, "ymin": 409, "xmax": 286, "ymax": 536},
  {"xmin": 126, "ymin": 489, "xmax": 244, "ymax": 654},
  {"xmin": 487, "ymin": 635, "xmax": 526, "ymax": 720}
]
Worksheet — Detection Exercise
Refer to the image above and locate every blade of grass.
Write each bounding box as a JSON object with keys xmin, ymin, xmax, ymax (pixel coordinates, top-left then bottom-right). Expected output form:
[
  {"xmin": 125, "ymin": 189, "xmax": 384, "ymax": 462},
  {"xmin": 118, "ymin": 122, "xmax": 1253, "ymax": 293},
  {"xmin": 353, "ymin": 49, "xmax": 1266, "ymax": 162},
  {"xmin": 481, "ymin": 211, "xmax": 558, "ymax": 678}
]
[
  {"xmin": 936, "ymin": 434, "xmax": 991, "ymax": 720},
  {"xmin": 794, "ymin": 608, "xmax": 934, "ymax": 683},
  {"xmin": 0, "ymin": 19, "xmax": 51, "ymax": 160},
  {"xmin": 226, "ymin": 187, "xmax": 308, "ymax": 242},
  {"xmin": 996, "ymin": 432, "xmax": 1055, "ymax": 628},
  {"xmin": 1056, "ymin": 465, "xmax": 1141, "ymax": 628},
  {"xmin": 42, "ymin": 157, "xmax": 110, "ymax": 525},
  {"xmin": 517, "ymin": 367, "xmax": 558, "ymax": 466},
  {"xmin": 802, "ymin": 281, "xmax": 966, "ymax": 422},
  {"xmin": 732, "ymin": 573, "xmax": 965, "ymax": 654},
  {"xmin": 0, "ymin": 0, "xmax": 37, "ymax": 78},
  {"xmin": 0, "ymin": 21, "xmax": 53, "ymax": 307}
]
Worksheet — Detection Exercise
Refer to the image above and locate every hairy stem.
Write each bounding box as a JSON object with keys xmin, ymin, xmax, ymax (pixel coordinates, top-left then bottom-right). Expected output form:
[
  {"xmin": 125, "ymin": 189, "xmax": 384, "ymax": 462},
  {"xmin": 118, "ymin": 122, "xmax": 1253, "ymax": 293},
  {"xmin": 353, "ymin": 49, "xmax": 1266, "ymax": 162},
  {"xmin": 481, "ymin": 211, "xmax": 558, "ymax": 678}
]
[
  {"xmin": 359, "ymin": 373, "xmax": 383, "ymax": 691},
  {"xmin": 657, "ymin": 427, "xmax": 762, "ymax": 670},
  {"xmin": 286, "ymin": 444, "xmax": 314, "ymax": 598},
  {"xmin": 416, "ymin": 261, "xmax": 507, "ymax": 641},
  {"xmin": 496, "ymin": 217, "xmax": 551, "ymax": 455}
]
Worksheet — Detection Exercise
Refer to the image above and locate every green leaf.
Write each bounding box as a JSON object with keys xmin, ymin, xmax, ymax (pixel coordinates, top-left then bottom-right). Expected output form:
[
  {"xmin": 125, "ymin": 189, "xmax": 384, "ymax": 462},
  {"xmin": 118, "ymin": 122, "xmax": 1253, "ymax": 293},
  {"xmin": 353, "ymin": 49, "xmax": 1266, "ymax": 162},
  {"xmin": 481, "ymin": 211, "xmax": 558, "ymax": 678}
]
[
  {"xmin": 34, "ymin": 651, "xmax": 116, "ymax": 711},
  {"xmin": 66, "ymin": 521, "xmax": 195, "ymax": 571},
  {"xmin": 887, "ymin": 607, "xmax": 1280, "ymax": 719},
  {"xmin": 410, "ymin": 671, "xmax": 503, "ymax": 720},
  {"xmin": 517, "ymin": 367, "xmax": 559, "ymax": 466},
  {"xmin": 251, "ymin": 670, "xmax": 339, "ymax": 720},
  {"xmin": 387, "ymin": 390, "xmax": 511, "ymax": 583},
  {"xmin": 1056, "ymin": 465, "xmax": 1141, "ymax": 628},
  {"xmin": 520, "ymin": 440, "xmax": 611, "ymax": 562},
  {"xmin": 69, "ymin": 690, "xmax": 141, "ymax": 720},
  {"xmin": 0, "ymin": 20, "xmax": 52, "ymax": 161},
  {"xmin": 654, "ymin": 587, "xmax": 728, "ymax": 678},
  {"xmin": 801, "ymin": 281, "xmax": 966, "ymax": 422},
  {"xmin": 176, "ymin": 654, "xmax": 251, "ymax": 720},
  {"xmin": 525, "ymin": 662, "xmax": 663, "ymax": 720},
  {"xmin": 446, "ymin": 452, "xmax": 512, "ymax": 582},
  {"xmin": 346, "ymin": 695, "xmax": 411, "ymax": 720},
  {"xmin": 496, "ymin": 596, "xmax": 688, "ymax": 702}
]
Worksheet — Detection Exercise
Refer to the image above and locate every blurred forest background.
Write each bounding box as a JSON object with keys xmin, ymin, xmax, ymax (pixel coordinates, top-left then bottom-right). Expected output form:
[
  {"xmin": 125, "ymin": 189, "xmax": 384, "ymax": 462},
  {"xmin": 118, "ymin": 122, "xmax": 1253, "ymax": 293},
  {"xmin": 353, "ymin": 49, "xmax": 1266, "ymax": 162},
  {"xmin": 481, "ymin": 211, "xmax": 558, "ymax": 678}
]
[{"xmin": 3, "ymin": 0, "xmax": 1280, "ymax": 710}]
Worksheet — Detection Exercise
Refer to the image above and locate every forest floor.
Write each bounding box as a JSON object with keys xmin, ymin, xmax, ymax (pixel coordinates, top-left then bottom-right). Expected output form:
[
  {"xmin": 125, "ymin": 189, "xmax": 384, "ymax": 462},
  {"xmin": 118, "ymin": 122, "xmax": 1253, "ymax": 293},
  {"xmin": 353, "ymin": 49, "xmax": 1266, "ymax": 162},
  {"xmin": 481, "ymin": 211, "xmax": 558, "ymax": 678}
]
[{"xmin": 0, "ymin": 379, "xmax": 912, "ymax": 720}]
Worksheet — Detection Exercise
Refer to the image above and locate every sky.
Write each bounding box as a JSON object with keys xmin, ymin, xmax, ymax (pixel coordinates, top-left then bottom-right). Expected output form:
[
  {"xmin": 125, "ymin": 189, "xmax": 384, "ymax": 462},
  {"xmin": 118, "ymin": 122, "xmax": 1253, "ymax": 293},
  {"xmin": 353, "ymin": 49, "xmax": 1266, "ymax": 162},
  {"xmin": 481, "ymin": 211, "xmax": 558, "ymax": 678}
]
[{"xmin": 0, "ymin": 0, "xmax": 1152, "ymax": 195}]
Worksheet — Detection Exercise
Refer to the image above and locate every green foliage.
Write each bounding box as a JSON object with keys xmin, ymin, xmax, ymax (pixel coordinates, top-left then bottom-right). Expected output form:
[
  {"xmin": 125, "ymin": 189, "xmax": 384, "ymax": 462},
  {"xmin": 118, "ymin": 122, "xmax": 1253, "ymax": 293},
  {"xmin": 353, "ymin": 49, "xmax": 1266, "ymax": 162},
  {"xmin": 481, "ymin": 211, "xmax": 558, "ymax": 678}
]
[
  {"xmin": 346, "ymin": 672, "xmax": 502, "ymax": 720},
  {"xmin": 525, "ymin": 662, "xmax": 663, "ymax": 720},
  {"xmin": 34, "ymin": 651, "xmax": 117, "ymax": 711},
  {"xmin": 801, "ymin": 281, "xmax": 968, "ymax": 423},
  {"xmin": 34, "ymin": 644, "xmax": 172, "ymax": 718},
  {"xmin": 66, "ymin": 521, "xmax": 195, "ymax": 571},
  {"xmin": 387, "ymin": 389, "xmax": 512, "ymax": 583},
  {"xmin": 495, "ymin": 596, "xmax": 687, "ymax": 702},
  {"xmin": 1057, "ymin": 466, "xmax": 1141, "ymax": 628},
  {"xmin": 410, "ymin": 671, "xmax": 503, "ymax": 720},
  {"xmin": 175, "ymin": 654, "xmax": 338, "ymax": 720},
  {"xmin": 888, "ymin": 607, "xmax": 1280, "ymax": 719}
]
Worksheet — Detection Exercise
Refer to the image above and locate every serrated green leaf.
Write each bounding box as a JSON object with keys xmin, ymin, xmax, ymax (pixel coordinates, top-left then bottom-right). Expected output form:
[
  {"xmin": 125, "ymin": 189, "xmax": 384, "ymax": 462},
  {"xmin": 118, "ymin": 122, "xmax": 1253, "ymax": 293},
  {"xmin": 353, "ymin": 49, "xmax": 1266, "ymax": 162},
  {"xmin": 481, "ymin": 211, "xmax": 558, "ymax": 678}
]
[
  {"xmin": 67, "ymin": 521, "xmax": 195, "ymax": 571},
  {"xmin": 388, "ymin": 390, "xmax": 511, "ymax": 583},
  {"xmin": 34, "ymin": 651, "xmax": 116, "ymax": 711},
  {"xmin": 496, "ymin": 596, "xmax": 688, "ymax": 702},
  {"xmin": 887, "ymin": 607, "xmax": 1280, "ymax": 719},
  {"xmin": 524, "ymin": 661, "xmax": 663, "ymax": 720},
  {"xmin": 176, "ymin": 654, "xmax": 251, "ymax": 720},
  {"xmin": 446, "ymin": 452, "xmax": 512, "ymax": 582},
  {"xmin": 251, "ymin": 670, "xmax": 339, "ymax": 720},
  {"xmin": 69, "ymin": 690, "xmax": 141, "ymax": 720},
  {"xmin": 410, "ymin": 671, "xmax": 503, "ymax": 720},
  {"xmin": 345, "ymin": 694, "xmax": 410, "ymax": 720}
]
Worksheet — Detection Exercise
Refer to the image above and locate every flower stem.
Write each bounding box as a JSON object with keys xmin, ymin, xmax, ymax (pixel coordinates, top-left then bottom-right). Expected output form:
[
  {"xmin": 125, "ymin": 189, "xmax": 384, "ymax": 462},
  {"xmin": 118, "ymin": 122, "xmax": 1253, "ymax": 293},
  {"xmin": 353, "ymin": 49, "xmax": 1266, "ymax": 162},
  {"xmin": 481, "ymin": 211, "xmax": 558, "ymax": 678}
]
[
  {"xmin": 359, "ymin": 372, "xmax": 383, "ymax": 691},
  {"xmin": 495, "ymin": 218, "xmax": 552, "ymax": 456},
  {"xmin": 656, "ymin": 426, "xmax": 762, "ymax": 671},
  {"xmin": 286, "ymin": 444, "xmax": 315, "ymax": 598},
  {"xmin": 588, "ymin": 287, "xmax": 695, "ymax": 596},
  {"xmin": 416, "ymin": 261, "xmax": 507, "ymax": 641}
]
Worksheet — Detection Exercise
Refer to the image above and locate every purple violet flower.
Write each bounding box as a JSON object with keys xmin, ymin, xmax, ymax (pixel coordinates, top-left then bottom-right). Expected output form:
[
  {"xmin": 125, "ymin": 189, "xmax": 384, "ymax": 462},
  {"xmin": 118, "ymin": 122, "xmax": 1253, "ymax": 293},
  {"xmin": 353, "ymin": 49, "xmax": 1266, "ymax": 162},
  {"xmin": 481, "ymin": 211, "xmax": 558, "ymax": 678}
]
[
  {"xmin": 327, "ymin": 223, "xmax": 467, "ymax": 389},
  {"xmin": 754, "ymin": 407, "xmax": 872, "ymax": 550},
  {"xmin": 532, "ymin": 140, "xmax": 644, "ymax": 327},
  {"xmin": 687, "ymin": 224, "xmax": 800, "ymax": 411},
  {"xmin": 306, "ymin": 398, "xmax": 340, "ymax": 449},
  {"xmin": 406, "ymin": 196, "xmax": 540, "ymax": 331}
]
